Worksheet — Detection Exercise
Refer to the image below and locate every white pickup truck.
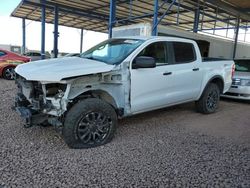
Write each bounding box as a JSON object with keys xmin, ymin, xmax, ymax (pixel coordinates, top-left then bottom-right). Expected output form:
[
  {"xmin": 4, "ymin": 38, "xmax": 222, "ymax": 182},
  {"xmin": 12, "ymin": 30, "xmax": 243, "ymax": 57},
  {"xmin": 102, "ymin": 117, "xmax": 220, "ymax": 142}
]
[{"xmin": 14, "ymin": 36, "xmax": 234, "ymax": 148}]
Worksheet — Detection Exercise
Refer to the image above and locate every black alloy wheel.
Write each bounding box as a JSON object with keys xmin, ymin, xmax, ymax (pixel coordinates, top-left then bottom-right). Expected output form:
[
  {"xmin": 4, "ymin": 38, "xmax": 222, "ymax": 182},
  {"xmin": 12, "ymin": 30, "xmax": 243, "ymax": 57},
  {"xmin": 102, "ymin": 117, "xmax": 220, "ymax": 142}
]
[
  {"xmin": 3, "ymin": 67, "xmax": 15, "ymax": 80},
  {"xmin": 206, "ymin": 89, "xmax": 219, "ymax": 111},
  {"xmin": 195, "ymin": 83, "xmax": 220, "ymax": 114},
  {"xmin": 63, "ymin": 98, "xmax": 117, "ymax": 149},
  {"xmin": 76, "ymin": 112, "xmax": 113, "ymax": 144}
]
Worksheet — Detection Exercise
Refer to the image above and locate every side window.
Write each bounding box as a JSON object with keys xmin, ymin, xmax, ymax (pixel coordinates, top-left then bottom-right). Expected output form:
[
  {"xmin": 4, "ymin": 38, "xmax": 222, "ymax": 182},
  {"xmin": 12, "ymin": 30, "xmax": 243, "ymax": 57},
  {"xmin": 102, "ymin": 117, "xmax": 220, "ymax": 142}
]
[
  {"xmin": 0, "ymin": 51, "xmax": 6, "ymax": 57},
  {"xmin": 34, "ymin": 53, "xmax": 41, "ymax": 56},
  {"xmin": 138, "ymin": 42, "xmax": 167, "ymax": 65},
  {"xmin": 172, "ymin": 42, "xmax": 196, "ymax": 64}
]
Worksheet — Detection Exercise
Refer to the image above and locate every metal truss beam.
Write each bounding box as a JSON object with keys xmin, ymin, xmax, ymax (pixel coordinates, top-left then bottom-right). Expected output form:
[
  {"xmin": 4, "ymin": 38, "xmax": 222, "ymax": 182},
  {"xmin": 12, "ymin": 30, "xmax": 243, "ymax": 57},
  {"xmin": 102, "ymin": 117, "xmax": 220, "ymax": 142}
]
[{"xmin": 205, "ymin": 0, "xmax": 250, "ymax": 21}]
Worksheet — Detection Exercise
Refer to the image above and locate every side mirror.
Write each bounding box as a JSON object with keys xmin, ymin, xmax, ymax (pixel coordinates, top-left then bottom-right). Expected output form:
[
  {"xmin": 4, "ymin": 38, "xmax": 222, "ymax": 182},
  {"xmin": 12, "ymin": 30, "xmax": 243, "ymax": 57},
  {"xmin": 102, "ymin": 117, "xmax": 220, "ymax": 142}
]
[{"xmin": 132, "ymin": 56, "xmax": 156, "ymax": 69}]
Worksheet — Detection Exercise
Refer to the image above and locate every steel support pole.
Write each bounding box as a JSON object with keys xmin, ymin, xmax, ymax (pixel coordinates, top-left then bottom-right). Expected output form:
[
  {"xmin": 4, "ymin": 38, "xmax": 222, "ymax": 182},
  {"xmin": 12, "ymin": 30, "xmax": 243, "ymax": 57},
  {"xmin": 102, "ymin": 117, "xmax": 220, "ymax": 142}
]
[
  {"xmin": 233, "ymin": 17, "xmax": 240, "ymax": 59},
  {"xmin": 152, "ymin": 0, "xmax": 158, "ymax": 36},
  {"xmin": 80, "ymin": 28, "xmax": 83, "ymax": 53},
  {"xmin": 22, "ymin": 18, "xmax": 26, "ymax": 54},
  {"xmin": 41, "ymin": 1, "xmax": 46, "ymax": 59},
  {"xmin": 108, "ymin": 0, "xmax": 116, "ymax": 38},
  {"xmin": 213, "ymin": 7, "xmax": 218, "ymax": 35},
  {"xmin": 244, "ymin": 22, "xmax": 248, "ymax": 42},
  {"xmin": 53, "ymin": 6, "xmax": 59, "ymax": 58},
  {"xmin": 193, "ymin": 9, "xmax": 200, "ymax": 33}
]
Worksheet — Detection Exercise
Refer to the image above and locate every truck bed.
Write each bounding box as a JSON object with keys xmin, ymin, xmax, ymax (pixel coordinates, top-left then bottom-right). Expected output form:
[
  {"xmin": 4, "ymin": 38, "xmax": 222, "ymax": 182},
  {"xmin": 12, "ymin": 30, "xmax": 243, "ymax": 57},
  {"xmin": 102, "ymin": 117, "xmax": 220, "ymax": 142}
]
[{"xmin": 202, "ymin": 57, "xmax": 230, "ymax": 62}]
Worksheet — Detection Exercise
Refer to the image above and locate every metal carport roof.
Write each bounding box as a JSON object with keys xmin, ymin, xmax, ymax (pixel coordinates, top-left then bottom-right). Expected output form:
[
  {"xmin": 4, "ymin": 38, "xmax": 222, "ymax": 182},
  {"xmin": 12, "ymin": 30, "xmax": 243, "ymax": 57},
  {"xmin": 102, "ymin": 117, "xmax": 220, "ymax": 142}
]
[
  {"xmin": 10, "ymin": 0, "xmax": 250, "ymax": 59},
  {"xmin": 11, "ymin": 0, "xmax": 250, "ymax": 33}
]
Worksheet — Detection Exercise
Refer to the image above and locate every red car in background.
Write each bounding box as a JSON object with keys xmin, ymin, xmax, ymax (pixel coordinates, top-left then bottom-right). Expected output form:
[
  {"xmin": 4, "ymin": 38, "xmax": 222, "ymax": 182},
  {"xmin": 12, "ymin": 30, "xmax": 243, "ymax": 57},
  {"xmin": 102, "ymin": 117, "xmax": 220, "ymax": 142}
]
[{"xmin": 0, "ymin": 49, "xmax": 30, "ymax": 80}]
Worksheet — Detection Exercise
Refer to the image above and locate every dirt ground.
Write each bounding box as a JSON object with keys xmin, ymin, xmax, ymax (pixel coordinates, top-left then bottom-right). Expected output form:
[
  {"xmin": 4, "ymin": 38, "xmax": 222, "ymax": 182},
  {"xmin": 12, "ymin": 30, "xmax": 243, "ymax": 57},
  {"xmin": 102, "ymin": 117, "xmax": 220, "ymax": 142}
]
[{"xmin": 0, "ymin": 79, "xmax": 249, "ymax": 187}]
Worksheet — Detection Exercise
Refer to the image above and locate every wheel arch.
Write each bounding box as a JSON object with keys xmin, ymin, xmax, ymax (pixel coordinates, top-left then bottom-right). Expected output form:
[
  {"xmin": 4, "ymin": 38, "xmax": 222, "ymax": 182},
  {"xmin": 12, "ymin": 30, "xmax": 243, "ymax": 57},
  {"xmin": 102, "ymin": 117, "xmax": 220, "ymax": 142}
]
[
  {"xmin": 207, "ymin": 76, "xmax": 224, "ymax": 94},
  {"xmin": 73, "ymin": 89, "xmax": 119, "ymax": 110},
  {"xmin": 199, "ymin": 75, "xmax": 224, "ymax": 98}
]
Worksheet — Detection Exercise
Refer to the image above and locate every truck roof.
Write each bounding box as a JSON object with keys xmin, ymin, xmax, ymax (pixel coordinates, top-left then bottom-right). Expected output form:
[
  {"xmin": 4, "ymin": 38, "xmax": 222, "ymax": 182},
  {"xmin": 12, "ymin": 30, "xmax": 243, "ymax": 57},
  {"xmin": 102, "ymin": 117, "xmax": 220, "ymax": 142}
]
[{"xmin": 113, "ymin": 36, "xmax": 196, "ymax": 43}]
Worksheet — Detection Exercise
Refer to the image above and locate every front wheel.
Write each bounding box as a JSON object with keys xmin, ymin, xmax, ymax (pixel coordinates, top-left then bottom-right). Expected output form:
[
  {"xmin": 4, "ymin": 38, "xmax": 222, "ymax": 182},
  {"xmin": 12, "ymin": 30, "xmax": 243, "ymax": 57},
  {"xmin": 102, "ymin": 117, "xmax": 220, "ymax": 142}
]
[
  {"xmin": 62, "ymin": 98, "xmax": 117, "ymax": 149},
  {"xmin": 3, "ymin": 66, "xmax": 15, "ymax": 80},
  {"xmin": 195, "ymin": 83, "xmax": 220, "ymax": 114}
]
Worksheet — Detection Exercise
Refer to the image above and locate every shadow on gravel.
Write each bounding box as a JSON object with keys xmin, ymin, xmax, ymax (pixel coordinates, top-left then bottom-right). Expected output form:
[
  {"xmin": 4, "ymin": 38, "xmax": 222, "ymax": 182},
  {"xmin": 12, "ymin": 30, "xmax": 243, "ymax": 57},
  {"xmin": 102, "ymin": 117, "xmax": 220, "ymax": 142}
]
[{"xmin": 221, "ymin": 97, "xmax": 250, "ymax": 104}]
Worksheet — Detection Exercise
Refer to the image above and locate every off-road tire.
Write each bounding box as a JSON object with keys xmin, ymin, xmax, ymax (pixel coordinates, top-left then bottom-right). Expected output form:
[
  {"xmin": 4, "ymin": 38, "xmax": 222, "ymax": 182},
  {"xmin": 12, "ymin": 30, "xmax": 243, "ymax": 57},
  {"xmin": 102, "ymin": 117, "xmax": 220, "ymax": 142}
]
[
  {"xmin": 62, "ymin": 98, "xmax": 117, "ymax": 149},
  {"xmin": 195, "ymin": 83, "xmax": 220, "ymax": 114}
]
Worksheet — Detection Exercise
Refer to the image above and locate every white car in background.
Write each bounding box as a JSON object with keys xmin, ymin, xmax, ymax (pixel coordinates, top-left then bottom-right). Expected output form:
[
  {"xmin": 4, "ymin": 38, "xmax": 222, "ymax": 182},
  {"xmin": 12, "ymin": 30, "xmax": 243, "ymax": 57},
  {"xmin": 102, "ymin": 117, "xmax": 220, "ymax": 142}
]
[
  {"xmin": 64, "ymin": 53, "xmax": 81, "ymax": 57},
  {"xmin": 222, "ymin": 59, "xmax": 250, "ymax": 100},
  {"xmin": 24, "ymin": 51, "xmax": 51, "ymax": 61}
]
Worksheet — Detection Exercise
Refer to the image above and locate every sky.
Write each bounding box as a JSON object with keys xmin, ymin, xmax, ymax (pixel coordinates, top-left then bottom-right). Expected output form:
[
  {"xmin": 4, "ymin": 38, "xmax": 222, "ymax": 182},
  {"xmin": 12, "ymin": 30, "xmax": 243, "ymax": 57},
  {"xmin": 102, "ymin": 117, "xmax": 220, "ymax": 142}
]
[{"xmin": 0, "ymin": 0, "xmax": 108, "ymax": 53}]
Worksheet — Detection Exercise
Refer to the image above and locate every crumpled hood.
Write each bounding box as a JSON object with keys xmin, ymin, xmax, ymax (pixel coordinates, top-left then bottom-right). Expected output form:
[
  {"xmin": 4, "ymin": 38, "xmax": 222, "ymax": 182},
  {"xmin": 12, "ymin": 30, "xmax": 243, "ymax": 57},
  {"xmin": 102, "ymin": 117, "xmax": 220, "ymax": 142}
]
[{"xmin": 15, "ymin": 57, "xmax": 115, "ymax": 81}]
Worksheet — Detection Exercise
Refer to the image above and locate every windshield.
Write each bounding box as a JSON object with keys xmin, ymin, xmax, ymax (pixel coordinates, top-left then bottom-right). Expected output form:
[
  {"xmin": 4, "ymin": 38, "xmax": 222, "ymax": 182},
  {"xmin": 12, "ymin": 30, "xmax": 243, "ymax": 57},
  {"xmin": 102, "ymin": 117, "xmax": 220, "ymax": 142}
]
[
  {"xmin": 81, "ymin": 38, "xmax": 144, "ymax": 65},
  {"xmin": 234, "ymin": 60, "xmax": 250, "ymax": 72}
]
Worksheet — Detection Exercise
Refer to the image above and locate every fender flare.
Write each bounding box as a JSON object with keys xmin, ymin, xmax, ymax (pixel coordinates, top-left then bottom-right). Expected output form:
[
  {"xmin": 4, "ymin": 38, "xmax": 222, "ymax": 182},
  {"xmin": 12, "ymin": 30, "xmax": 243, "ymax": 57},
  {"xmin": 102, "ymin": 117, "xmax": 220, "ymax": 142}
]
[{"xmin": 199, "ymin": 75, "xmax": 224, "ymax": 99}]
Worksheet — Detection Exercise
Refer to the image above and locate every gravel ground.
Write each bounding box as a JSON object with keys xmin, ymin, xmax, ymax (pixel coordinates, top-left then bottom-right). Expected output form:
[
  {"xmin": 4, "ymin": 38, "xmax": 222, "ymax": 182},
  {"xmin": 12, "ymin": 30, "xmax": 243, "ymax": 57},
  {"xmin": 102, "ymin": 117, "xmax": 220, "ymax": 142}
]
[{"xmin": 0, "ymin": 79, "xmax": 249, "ymax": 187}]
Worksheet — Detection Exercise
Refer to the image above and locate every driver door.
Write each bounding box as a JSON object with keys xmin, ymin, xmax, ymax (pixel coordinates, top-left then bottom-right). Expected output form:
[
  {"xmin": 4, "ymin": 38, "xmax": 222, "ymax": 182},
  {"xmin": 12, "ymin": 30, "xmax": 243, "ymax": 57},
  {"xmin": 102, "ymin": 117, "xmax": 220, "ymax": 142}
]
[{"xmin": 130, "ymin": 41, "xmax": 171, "ymax": 113}]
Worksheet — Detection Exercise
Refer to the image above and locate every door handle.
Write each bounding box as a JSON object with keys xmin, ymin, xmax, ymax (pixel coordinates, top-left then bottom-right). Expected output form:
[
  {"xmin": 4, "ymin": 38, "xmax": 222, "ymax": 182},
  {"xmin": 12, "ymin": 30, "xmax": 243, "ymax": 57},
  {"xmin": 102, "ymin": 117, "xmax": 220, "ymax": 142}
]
[
  {"xmin": 163, "ymin": 72, "xmax": 172, "ymax": 76},
  {"xmin": 193, "ymin": 68, "xmax": 199, "ymax": 71}
]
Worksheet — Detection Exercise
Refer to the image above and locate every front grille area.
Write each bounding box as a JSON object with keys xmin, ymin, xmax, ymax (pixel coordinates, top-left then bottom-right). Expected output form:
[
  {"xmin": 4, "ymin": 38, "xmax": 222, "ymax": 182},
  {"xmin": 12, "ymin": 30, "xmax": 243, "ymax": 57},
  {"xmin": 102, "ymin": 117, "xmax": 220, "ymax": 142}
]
[
  {"xmin": 232, "ymin": 78, "xmax": 241, "ymax": 86},
  {"xmin": 15, "ymin": 74, "xmax": 44, "ymax": 110}
]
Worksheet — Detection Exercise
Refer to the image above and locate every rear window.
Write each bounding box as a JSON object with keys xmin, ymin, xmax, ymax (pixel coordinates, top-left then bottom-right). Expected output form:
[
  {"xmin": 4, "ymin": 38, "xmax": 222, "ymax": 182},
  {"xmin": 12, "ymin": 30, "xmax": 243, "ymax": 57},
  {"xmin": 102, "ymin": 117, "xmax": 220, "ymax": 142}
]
[
  {"xmin": 234, "ymin": 60, "xmax": 250, "ymax": 72},
  {"xmin": 172, "ymin": 42, "xmax": 196, "ymax": 63}
]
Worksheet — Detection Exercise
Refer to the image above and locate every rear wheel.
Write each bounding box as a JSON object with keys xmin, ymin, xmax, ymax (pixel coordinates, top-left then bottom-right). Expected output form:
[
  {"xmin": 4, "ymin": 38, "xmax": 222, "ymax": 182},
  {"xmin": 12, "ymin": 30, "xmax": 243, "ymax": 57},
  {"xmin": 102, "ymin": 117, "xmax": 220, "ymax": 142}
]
[
  {"xmin": 3, "ymin": 67, "xmax": 15, "ymax": 80},
  {"xmin": 195, "ymin": 83, "xmax": 220, "ymax": 114},
  {"xmin": 63, "ymin": 98, "xmax": 117, "ymax": 149}
]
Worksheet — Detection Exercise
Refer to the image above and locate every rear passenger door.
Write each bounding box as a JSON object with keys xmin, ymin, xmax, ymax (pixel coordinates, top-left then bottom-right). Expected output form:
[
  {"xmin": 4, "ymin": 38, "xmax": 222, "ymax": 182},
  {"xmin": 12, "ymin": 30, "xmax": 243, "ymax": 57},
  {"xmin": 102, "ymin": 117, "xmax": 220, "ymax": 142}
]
[{"xmin": 163, "ymin": 41, "xmax": 203, "ymax": 104}]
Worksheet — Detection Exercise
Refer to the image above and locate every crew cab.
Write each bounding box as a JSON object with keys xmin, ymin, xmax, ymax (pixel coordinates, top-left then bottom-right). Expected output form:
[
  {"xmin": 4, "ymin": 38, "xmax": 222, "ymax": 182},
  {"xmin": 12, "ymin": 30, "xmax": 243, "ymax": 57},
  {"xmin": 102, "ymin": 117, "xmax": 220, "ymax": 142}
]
[{"xmin": 14, "ymin": 37, "xmax": 234, "ymax": 148}]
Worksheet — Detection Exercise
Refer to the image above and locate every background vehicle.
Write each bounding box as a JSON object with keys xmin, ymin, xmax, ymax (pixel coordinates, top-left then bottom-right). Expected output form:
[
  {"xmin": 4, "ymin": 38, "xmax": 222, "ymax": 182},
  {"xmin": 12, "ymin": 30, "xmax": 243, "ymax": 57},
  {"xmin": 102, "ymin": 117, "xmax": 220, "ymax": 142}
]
[
  {"xmin": 0, "ymin": 44, "xmax": 23, "ymax": 54},
  {"xmin": 24, "ymin": 51, "xmax": 51, "ymax": 61},
  {"xmin": 222, "ymin": 59, "xmax": 250, "ymax": 100},
  {"xmin": 64, "ymin": 53, "xmax": 81, "ymax": 57},
  {"xmin": 0, "ymin": 60, "xmax": 25, "ymax": 80},
  {"xmin": 0, "ymin": 49, "xmax": 30, "ymax": 80},
  {"xmin": 14, "ymin": 37, "xmax": 234, "ymax": 149},
  {"xmin": 113, "ymin": 23, "xmax": 250, "ymax": 59},
  {"xmin": 0, "ymin": 48, "xmax": 30, "ymax": 62}
]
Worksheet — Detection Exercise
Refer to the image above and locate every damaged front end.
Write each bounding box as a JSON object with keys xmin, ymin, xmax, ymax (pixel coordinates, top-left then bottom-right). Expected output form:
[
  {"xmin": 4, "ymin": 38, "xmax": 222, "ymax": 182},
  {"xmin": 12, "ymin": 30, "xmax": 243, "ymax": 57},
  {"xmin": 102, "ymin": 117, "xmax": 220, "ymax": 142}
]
[{"xmin": 14, "ymin": 74, "xmax": 69, "ymax": 129}]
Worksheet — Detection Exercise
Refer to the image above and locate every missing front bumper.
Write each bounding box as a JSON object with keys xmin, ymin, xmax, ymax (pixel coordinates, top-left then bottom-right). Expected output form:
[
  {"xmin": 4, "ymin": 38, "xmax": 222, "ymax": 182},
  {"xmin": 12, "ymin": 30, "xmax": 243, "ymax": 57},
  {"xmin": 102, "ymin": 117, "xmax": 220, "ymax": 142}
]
[
  {"xmin": 15, "ymin": 106, "xmax": 49, "ymax": 128},
  {"xmin": 14, "ymin": 93, "xmax": 48, "ymax": 127}
]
